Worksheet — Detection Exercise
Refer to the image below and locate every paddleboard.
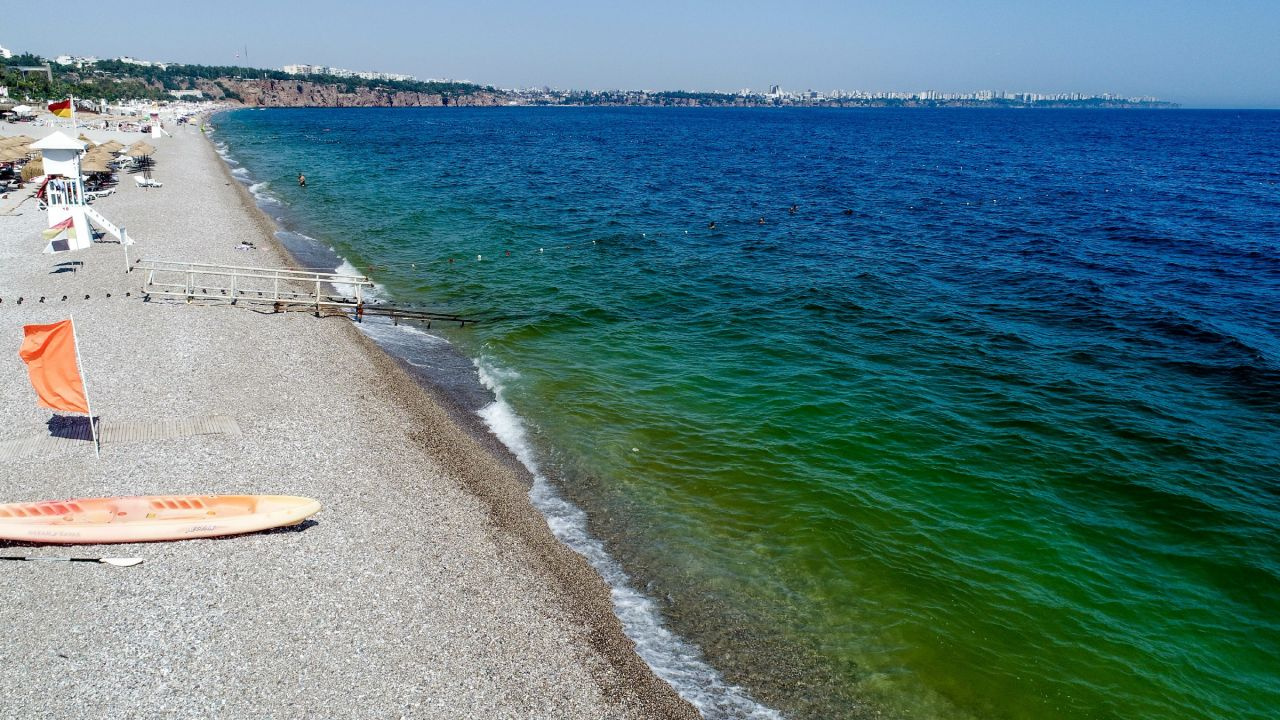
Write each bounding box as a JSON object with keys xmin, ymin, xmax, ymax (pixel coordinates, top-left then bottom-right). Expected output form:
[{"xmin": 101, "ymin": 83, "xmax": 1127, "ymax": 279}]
[{"xmin": 0, "ymin": 495, "xmax": 321, "ymax": 544}]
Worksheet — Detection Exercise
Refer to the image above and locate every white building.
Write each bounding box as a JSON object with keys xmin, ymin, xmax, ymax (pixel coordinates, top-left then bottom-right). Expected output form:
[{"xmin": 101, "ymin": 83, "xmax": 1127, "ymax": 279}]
[
  {"xmin": 283, "ymin": 63, "xmax": 416, "ymax": 82},
  {"xmin": 118, "ymin": 56, "xmax": 169, "ymax": 70},
  {"xmin": 0, "ymin": 44, "xmax": 12, "ymax": 59}
]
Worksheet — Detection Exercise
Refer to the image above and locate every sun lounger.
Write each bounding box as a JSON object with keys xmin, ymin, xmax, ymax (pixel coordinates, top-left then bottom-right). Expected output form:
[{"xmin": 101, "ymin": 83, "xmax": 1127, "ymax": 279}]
[{"xmin": 134, "ymin": 177, "xmax": 163, "ymax": 189}]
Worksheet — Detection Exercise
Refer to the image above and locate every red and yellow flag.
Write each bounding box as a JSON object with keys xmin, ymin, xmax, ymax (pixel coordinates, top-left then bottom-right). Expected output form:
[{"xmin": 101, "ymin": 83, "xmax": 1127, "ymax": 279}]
[
  {"xmin": 42, "ymin": 217, "xmax": 75, "ymax": 240},
  {"xmin": 18, "ymin": 320, "xmax": 89, "ymax": 414},
  {"xmin": 47, "ymin": 99, "xmax": 73, "ymax": 118}
]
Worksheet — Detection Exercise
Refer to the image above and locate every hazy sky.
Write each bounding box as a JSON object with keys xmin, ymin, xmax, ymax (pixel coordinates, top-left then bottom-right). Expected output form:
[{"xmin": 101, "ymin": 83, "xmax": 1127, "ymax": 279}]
[{"xmin": 5, "ymin": 1, "xmax": 1279, "ymax": 107}]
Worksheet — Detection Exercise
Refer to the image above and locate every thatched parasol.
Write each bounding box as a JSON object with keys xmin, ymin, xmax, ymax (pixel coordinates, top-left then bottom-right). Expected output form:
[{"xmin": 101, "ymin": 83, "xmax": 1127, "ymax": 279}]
[
  {"xmin": 77, "ymin": 133, "xmax": 96, "ymax": 147},
  {"xmin": 80, "ymin": 155, "xmax": 111, "ymax": 173},
  {"xmin": 99, "ymin": 140, "xmax": 125, "ymax": 153},
  {"xmin": 126, "ymin": 142, "xmax": 156, "ymax": 157},
  {"xmin": 20, "ymin": 159, "xmax": 43, "ymax": 182},
  {"xmin": 0, "ymin": 137, "xmax": 20, "ymax": 147},
  {"xmin": 12, "ymin": 135, "xmax": 35, "ymax": 144}
]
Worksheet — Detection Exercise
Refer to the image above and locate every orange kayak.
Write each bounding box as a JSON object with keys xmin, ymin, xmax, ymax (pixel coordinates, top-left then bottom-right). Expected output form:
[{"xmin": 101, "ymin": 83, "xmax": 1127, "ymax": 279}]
[{"xmin": 0, "ymin": 495, "xmax": 321, "ymax": 544}]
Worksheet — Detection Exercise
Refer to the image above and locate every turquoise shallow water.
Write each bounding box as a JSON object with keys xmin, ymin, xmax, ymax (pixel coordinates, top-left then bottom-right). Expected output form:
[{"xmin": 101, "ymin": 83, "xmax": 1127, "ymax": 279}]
[{"xmin": 215, "ymin": 107, "xmax": 1280, "ymax": 719}]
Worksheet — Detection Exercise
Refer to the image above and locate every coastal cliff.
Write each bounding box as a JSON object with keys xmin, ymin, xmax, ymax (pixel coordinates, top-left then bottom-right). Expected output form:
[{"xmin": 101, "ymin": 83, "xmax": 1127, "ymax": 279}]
[{"xmin": 198, "ymin": 78, "xmax": 506, "ymax": 107}]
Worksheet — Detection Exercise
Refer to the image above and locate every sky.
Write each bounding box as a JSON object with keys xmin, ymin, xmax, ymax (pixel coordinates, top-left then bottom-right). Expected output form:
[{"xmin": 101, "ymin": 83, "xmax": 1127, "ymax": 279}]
[{"xmin": 4, "ymin": 0, "xmax": 1279, "ymax": 107}]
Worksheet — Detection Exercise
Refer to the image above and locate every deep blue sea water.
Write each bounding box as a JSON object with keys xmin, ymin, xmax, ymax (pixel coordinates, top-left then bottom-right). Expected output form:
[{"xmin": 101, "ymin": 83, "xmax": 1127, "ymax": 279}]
[{"xmin": 213, "ymin": 107, "xmax": 1280, "ymax": 720}]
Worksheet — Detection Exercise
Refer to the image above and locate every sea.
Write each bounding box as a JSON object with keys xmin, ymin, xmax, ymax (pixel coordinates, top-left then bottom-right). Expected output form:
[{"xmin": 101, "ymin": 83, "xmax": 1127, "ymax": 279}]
[{"xmin": 211, "ymin": 107, "xmax": 1280, "ymax": 720}]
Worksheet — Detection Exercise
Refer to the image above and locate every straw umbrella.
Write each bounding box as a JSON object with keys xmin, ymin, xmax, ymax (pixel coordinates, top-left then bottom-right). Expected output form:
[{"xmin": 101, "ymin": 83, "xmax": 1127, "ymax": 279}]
[
  {"xmin": 80, "ymin": 155, "xmax": 111, "ymax": 174},
  {"xmin": 125, "ymin": 141, "xmax": 156, "ymax": 157},
  {"xmin": 77, "ymin": 133, "xmax": 96, "ymax": 148},
  {"xmin": 126, "ymin": 141, "xmax": 157, "ymax": 178},
  {"xmin": 99, "ymin": 140, "xmax": 125, "ymax": 153},
  {"xmin": 20, "ymin": 159, "xmax": 44, "ymax": 182}
]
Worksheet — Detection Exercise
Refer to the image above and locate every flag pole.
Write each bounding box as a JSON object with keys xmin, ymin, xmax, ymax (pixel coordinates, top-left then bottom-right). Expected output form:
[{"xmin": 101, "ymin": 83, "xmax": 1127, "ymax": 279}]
[
  {"xmin": 68, "ymin": 314, "xmax": 99, "ymax": 459},
  {"xmin": 70, "ymin": 94, "xmax": 76, "ymax": 132}
]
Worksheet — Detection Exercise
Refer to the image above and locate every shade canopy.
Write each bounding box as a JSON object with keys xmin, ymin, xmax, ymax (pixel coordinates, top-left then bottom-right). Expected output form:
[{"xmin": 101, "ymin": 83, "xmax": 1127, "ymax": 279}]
[
  {"xmin": 80, "ymin": 156, "xmax": 111, "ymax": 173},
  {"xmin": 77, "ymin": 134, "xmax": 96, "ymax": 147},
  {"xmin": 98, "ymin": 140, "xmax": 125, "ymax": 153},
  {"xmin": 125, "ymin": 142, "xmax": 156, "ymax": 157},
  {"xmin": 20, "ymin": 159, "xmax": 43, "ymax": 181}
]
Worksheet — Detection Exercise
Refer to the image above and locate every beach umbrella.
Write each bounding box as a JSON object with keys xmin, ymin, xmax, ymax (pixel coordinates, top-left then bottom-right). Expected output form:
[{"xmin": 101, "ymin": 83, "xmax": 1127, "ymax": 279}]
[
  {"xmin": 13, "ymin": 135, "xmax": 35, "ymax": 143},
  {"xmin": 77, "ymin": 134, "xmax": 96, "ymax": 147},
  {"xmin": 20, "ymin": 159, "xmax": 43, "ymax": 182},
  {"xmin": 126, "ymin": 142, "xmax": 156, "ymax": 157},
  {"xmin": 0, "ymin": 137, "xmax": 19, "ymax": 147},
  {"xmin": 1, "ymin": 146, "xmax": 27, "ymax": 162},
  {"xmin": 80, "ymin": 155, "xmax": 111, "ymax": 173},
  {"xmin": 99, "ymin": 140, "xmax": 124, "ymax": 153}
]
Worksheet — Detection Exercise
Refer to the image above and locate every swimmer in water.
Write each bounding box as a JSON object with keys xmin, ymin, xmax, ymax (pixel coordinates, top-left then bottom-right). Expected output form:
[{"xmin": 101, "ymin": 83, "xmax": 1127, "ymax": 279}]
[
  {"xmin": 757, "ymin": 217, "xmax": 766, "ymax": 225},
  {"xmin": 789, "ymin": 204, "xmax": 798, "ymax": 214},
  {"xmin": 708, "ymin": 221, "xmax": 717, "ymax": 230},
  {"xmin": 298, "ymin": 173, "xmax": 307, "ymax": 187},
  {"xmin": 843, "ymin": 208, "xmax": 854, "ymax": 215}
]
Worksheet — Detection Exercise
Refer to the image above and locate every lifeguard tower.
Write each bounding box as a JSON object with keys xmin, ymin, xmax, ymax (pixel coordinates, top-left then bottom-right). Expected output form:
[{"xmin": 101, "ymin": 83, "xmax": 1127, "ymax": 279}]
[
  {"xmin": 31, "ymin": 130, "xmax": 131, "ymax": 255},
  {"xmin": 32, "ymin": 131, "xmax": 91, "ymax": 252}
]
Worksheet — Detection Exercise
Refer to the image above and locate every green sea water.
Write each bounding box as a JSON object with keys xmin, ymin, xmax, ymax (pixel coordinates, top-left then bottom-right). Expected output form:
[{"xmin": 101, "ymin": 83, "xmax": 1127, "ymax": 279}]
[{"xmin": 215, "ymin": 107, "xmax": 1280, "ymax": 720}]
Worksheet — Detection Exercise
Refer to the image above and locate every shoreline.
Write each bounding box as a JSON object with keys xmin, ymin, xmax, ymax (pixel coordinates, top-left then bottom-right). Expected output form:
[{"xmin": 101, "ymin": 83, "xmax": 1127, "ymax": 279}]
[
  {"xmin": 0, "ymin": 114, "xmax": 696, "ymax": 718},
  {"xmin": 206, "ymin": 121, "xmax": 698, "ymax": 714},
  {"xmin": 208, "ymin": 109, "xmax": 792, "ymax": 719}
]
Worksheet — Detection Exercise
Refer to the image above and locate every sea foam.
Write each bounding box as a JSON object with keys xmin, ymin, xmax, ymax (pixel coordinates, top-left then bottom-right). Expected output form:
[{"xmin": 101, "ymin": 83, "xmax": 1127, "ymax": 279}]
[{"xmin": 474, "ymin": 357, "xmax": 783, "ymax": 720}]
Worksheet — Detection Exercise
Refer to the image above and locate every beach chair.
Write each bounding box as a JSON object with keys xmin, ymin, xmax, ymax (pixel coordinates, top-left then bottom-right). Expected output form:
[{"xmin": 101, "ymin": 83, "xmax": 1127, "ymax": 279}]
[{"xmin": 134, "ymin": 176, "xmax": 163, "ymax": 189}]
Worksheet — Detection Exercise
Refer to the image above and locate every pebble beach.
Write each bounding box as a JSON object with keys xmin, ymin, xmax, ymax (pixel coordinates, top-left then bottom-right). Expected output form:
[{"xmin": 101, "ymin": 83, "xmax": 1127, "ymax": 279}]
[{"xmin": 0, "ymin": 116, "xmax": 696, "ymax": 719}]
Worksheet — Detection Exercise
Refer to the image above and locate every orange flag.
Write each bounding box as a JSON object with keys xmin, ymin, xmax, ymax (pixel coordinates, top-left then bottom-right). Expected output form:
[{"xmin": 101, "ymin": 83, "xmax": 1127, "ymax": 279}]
[{"xmin": 18, "ymin": 320, "xmax": 89, "ymax": 414}]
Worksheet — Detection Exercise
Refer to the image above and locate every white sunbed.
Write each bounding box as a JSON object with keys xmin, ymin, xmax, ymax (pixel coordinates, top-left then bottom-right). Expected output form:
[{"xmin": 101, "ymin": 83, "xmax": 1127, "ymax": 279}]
[{"xmin": 134, "ymin": 177, "xmax": 163, "ymax": 189}]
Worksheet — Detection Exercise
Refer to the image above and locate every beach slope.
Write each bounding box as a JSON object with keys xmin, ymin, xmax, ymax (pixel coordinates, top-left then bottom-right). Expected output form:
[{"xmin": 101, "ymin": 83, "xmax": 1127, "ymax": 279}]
[{"xmin": 0, "ymin": 120, "xmax": 695, "ymax": 719}]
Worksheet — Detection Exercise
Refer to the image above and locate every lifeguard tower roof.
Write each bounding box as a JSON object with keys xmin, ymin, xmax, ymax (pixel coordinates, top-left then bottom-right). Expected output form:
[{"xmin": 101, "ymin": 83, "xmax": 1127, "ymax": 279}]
[{"xmin": 31, "ymin": 131, "xmax": 86, "ymax": 151}]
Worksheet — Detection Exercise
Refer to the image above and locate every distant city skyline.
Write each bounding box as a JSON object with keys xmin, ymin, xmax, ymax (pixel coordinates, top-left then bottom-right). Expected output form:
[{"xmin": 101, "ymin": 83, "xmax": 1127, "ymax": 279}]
[{"xmin": 4, "ymin": 0, "xmax": 1278, "ymax": 108}]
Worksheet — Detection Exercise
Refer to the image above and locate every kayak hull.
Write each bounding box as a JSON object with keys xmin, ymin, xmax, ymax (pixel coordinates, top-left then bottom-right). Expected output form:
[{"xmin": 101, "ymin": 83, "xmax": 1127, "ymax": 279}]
[{"xmin": 0, "ymin": 495, "xmax": 321, "ymax": 544}]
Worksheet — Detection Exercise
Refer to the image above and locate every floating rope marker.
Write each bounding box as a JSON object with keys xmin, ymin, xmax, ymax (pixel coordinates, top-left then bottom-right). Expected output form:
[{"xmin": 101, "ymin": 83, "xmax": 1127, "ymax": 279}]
[{"xmin": 1, "ymin": 556, "xmax": 143, "ymax": 567}]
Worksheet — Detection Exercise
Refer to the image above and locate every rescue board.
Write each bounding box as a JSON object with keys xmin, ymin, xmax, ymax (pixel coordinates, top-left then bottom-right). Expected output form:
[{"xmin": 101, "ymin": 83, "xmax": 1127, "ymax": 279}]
[{"xmin": 0, "ymin": 495, "xmax": 321, "ymax": 544}]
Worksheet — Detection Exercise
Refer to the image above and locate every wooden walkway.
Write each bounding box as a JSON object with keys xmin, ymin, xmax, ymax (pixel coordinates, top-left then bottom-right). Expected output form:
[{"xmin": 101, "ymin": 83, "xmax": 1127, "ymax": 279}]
[
  {"xmin": 135, "ymin": 259, "xmax": 478, "ymax": 327},
  {"xmin": 0, "ymin": 416, "xmax": 242, "ymax": 462}
]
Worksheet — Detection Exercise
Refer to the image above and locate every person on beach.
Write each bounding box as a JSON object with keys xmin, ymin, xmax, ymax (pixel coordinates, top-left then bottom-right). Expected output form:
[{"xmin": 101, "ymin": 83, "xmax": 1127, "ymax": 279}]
[{"xmin": 298, "ymin": 173, "xmax": 307, "ymax": 187}]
